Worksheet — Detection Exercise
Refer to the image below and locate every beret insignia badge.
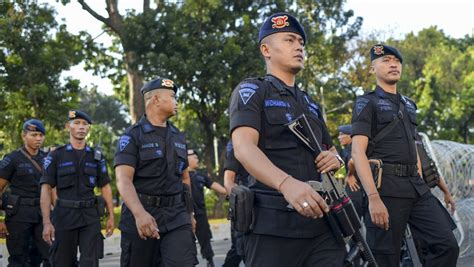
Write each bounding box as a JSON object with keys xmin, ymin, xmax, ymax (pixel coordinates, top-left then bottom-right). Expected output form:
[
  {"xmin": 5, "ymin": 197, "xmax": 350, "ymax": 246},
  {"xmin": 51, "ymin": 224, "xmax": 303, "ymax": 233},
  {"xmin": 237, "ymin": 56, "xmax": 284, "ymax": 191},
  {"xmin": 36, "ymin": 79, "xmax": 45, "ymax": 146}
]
[
  {"xmin": 68, "ymin": 110, "xmax": 76, "ymax": 119},
  {"xmin": 161, "ymin": 79, "xmax": 174, "ymax": 88},
  {"xmin": 373, "ymin": 45, "xmax": 384, "ymax": 55},
  {"xmin": 26, "ymin": 124, "xmax": 37, "ymax": 131},
  {"xmin": 271, "ymin": 15, "xmax": 289, "ymax": 29}
]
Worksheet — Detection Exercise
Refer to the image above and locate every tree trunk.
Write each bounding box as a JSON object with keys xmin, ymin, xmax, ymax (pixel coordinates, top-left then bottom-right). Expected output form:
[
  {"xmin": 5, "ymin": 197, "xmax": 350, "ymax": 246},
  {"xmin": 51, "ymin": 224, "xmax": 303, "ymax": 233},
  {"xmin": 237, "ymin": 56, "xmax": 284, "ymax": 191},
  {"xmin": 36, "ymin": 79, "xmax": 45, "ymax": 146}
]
[{"xmin": 125, "ymin": 51, "xmax": 144, "ymax": 123}]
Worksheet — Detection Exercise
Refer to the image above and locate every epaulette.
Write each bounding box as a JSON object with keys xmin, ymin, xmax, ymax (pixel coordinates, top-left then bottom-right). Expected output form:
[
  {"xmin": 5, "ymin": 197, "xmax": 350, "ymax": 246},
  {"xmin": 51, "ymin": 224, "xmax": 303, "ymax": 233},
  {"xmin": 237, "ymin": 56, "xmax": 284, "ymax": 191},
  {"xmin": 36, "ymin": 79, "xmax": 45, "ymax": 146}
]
[
  {"xmin": 168, "ymin": 121, "xmax": 180, "ymax": 134},
  {"xmin": 124, "ymin": 122, "xmax": 140, "ymax": 134},
  {"xmin": 401, "ymin": 94, "xmax": 417, "ymax": 109}
]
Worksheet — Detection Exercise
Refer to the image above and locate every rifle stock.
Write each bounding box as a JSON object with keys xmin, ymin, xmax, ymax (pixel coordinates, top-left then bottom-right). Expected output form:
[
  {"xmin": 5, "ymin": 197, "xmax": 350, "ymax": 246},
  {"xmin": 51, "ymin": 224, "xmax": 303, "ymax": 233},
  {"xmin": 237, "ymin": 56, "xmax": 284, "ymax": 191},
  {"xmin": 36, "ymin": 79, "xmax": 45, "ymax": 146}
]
[{"xmin": 287, "ymin": 114, "xmax": 378, "ymax": 267}]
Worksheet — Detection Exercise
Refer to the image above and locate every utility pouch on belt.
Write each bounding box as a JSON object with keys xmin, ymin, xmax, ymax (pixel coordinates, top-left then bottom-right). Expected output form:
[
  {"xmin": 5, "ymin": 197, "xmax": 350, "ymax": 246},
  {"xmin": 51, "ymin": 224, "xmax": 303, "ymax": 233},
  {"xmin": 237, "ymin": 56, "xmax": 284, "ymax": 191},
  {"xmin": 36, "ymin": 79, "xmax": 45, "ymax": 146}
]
[
  {"xmin": 422, "ymin": 161, "xmax": 440, "ymax": 188},
  {"xmin": 183, "ymin": 185, "xmax": 194, "ymax": 213},
  {"xmin": 417, "ymin": 141, "xmax": 440, "ymax": 188},
  {"xmin": 228, "ymin": 185, "xmax": 254, "ymax": 233},
  {"xmin": 4, "ymin": 194, "xmax": 20, "ymax": 216},
  {"xmin": 368, "ymin": 159, "xmax": 383, "ymax": 189},
  {"xmin": 96, "ymin": 196, "xmax": 107, "ymax": 217}
]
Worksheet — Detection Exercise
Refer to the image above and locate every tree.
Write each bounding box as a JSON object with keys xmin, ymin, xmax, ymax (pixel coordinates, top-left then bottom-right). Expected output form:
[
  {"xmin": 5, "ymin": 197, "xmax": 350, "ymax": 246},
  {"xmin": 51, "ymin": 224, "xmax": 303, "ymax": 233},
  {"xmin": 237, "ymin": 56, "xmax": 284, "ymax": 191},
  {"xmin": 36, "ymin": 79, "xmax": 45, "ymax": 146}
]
[{"xmin": 0, "ymin": 1, "xmax": 94, "ymax": 153}]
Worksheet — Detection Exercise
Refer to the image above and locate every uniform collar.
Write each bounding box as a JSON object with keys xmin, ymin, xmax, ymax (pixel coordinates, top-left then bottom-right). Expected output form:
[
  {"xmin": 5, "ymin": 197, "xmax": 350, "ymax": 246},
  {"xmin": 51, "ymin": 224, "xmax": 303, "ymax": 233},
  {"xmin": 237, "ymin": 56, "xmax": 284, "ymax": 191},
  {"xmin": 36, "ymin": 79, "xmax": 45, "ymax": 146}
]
[
  {"xmin": 139, "ymin": 116, "xmax": 178, "ymax": 134},
  {"xmin": 374, "ymin": 85, "xmax": 387, "ymax": 98},
  {"xmin": 65, "ymin": 143, "xmax": 91, "ymax": 152}
]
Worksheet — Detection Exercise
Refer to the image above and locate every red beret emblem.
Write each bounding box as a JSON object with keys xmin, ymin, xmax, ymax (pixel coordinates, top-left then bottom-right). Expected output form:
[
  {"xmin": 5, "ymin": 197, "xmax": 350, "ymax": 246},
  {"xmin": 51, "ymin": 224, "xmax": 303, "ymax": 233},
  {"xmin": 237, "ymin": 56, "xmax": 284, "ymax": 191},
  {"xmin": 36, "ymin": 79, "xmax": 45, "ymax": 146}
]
[
  {"xmin": 373, "ymin": 45, "xmax": 384, "ymax": 55},
  {"xmin": 161, "ymin": 79, "xmax": 174, "ymax": 88},
  {"xmin": 271, "ymin": 15, "xmax": 290, "ymax": 29}
]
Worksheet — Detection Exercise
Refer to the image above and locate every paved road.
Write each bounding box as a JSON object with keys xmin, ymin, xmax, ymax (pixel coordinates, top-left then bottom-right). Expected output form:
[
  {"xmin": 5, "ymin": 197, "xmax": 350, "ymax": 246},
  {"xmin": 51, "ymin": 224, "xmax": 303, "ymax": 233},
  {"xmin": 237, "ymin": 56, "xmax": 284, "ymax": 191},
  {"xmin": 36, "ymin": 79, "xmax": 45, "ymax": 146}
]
[
  {"xmin": 99, "ymin": 237, "xmax": 243, "ymax": 267},
  {"xmin": 99, "ymin": 237, "xmax": 472, "ymax": 267}
]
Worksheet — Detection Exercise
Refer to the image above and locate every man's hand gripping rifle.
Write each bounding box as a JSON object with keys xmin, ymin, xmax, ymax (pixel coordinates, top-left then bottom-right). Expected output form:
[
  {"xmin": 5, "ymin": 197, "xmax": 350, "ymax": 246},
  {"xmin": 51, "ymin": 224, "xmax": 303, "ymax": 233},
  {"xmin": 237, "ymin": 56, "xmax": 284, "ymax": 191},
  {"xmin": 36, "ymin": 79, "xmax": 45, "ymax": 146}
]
[{"xmin": 287, "ymin": 114, "xmax": 378, "ymax": 267}]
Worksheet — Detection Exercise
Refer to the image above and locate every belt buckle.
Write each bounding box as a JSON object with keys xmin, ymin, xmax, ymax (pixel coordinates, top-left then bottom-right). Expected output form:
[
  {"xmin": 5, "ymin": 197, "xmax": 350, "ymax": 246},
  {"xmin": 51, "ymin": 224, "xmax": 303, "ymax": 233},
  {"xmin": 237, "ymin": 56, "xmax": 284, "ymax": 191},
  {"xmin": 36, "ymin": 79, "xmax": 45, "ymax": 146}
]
[{"xmin": 73, "ymin": 201, "xmax": 81, "ymax": 208}]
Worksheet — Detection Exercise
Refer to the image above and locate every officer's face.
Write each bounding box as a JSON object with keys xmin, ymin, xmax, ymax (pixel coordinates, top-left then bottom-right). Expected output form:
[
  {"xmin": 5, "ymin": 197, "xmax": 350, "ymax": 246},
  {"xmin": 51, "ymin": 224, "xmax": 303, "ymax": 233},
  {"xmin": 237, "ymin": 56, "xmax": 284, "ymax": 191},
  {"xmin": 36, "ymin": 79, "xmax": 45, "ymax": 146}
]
[
  {"xmin": 22, "ymin": 131, "xmax": 45, "ymax": 150},
  {"xmin": 261, "ymin": 32, "xmax": 305, "ymax": 74},
  {"xmin": 156, "ymin": 89, "xmax": 178, "ymax": 117},
  {"xmin": 67, "ymin": 119, "xmax": 90, "ymax": 141},
  {"xmin": 338, "ymin": 132, "xmax": 351, "ymax": 146},
  {"xmin": 187, "ymin": 153, "xmax": 199, "ymax": 169},
  {"xmin": 372, "ymin": 55, "xmax": 402, "ymax": 85}
]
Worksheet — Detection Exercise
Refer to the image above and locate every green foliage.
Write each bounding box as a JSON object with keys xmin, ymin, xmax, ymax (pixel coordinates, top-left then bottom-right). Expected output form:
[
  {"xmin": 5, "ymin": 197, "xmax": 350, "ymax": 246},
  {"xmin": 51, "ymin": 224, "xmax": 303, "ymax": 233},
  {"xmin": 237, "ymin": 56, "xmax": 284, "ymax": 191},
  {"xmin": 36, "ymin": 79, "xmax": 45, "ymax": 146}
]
[{"xmin": 0, "ymin": 1, "xmax": 96, "ymax": 153}]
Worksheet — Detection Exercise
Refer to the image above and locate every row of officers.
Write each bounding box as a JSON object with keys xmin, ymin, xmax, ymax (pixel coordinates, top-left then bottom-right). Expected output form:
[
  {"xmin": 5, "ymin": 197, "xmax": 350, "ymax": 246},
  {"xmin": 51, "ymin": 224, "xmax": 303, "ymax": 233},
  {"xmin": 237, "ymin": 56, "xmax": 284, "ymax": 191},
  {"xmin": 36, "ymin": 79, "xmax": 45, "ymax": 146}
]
[{"xmin": 0, "ymin": 11, "xmax": 460, "ymax": 267}]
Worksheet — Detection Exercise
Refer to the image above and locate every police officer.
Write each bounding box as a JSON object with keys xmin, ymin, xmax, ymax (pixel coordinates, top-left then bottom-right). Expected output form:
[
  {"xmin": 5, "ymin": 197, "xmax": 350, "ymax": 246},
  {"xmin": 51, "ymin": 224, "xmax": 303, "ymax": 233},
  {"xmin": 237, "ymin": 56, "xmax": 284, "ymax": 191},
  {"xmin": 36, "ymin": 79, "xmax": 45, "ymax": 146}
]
[
  {"xmin": 229, "ymin": 12, "xmax": 346, "ymax": 266},
  {"xmin": 222, "ymin": 140, "xmax": 250, "ymax": 267},
  {"xmin": 40, "ymin": 110, "xmax": 115, "ymax": 267},
  {"xmin": 187, "ymin": 149, "xmax": 226, "ymax": 267},
  {"xmin": 351, "ymin": 44, "xmax": 459, "ymax": 267},
  {"xmin": 0, "ymin": 119, "xmax": 51, "ymax": 266},
  {"xmin": 114, "ymin": 78, "xmax": 198, "ymax": 266}
]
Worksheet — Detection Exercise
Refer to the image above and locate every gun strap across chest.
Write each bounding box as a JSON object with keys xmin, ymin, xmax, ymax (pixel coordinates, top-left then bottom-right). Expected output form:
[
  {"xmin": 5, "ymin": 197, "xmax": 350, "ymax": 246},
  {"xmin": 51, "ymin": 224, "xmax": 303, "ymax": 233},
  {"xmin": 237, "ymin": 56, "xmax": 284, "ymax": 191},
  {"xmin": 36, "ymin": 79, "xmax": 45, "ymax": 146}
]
[
  {"xmin": 367, "ymin": 100, "xmax": 405, "ymax": 157},
  {"xmin": 19, "ymin": 148, "xmax": 42, "ymax": 173}
]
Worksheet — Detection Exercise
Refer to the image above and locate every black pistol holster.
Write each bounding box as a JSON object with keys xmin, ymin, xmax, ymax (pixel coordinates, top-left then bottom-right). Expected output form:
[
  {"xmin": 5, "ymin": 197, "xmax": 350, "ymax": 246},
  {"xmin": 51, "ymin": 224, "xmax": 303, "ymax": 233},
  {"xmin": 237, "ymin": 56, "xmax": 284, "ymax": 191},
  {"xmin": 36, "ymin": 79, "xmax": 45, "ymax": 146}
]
[
  {"xmin": 368, "ymin": 159, "xmax": 383, "ymax": 189},
  {"xmin": 417, "ymin": 141, "xmax": 440, "ymax": 188},
  {"xmin": 95, "ymin": 196, "xmax": 107, "ymax": 217},
  {"xmin": 228, "ymin": 185, "xmax": 254, "ymax": 233},
  {"xmin": 4, "ymin": 194, "xmax": 20, "ymax": 216}
]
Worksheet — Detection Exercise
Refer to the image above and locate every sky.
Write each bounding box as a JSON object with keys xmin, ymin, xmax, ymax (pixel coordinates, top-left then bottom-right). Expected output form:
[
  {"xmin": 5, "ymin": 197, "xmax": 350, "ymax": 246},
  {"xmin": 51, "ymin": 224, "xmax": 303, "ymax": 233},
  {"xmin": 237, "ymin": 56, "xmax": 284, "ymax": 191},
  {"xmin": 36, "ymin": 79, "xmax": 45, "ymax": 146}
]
[{"xmin": 47, "ymin": 0, "xmax": 474, "ymax": 96}]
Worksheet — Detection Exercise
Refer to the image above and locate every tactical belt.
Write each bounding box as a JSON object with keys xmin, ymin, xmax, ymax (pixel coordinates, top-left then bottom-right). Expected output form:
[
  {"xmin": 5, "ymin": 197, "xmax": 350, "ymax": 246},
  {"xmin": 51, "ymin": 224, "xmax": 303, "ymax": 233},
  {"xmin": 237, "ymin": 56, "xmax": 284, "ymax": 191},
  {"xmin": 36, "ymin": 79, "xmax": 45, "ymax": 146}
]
[
  {"xmin": 382, "ymin": 163, "xmax": 418, "ymax": 177},
  {"xmin": 56, "ymin": 198, "xmax": 96, "ymax": 209},
  {"xmin": 19, "ymin": 197, "xmax": 40, "ymax": 206},
  {"xmin": 255, "ymin": 193, "xmax": 291, "ymax": 211},
  {"xmin": 254, "ymin": 192, "xmax": 322, "ymax": 212},
  {"xmin": 137, "ymin": 193, "xmax": 183, "ymax": 208}
]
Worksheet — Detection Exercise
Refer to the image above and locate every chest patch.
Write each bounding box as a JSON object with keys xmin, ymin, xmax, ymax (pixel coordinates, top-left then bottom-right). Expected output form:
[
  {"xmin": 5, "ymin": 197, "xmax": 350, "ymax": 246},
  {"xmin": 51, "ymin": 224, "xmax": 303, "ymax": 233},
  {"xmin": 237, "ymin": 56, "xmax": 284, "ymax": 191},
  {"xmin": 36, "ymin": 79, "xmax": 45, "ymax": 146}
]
[{"xmin": 264, "ymin": 99, "xmax": 289, "ymax": 108}]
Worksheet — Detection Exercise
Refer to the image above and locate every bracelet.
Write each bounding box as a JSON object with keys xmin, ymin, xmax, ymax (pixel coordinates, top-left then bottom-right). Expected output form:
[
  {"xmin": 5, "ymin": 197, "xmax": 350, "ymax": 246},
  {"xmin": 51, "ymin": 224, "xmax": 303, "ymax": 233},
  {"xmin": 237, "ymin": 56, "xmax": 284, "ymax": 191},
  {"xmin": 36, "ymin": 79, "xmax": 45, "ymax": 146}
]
[
  {"xmin": 278, "ymin": 175, "xmax": 292, "ymax": 192},
  {"xmin": 367, "ymin": 192, "xmax": 379, "ymax": 197}
]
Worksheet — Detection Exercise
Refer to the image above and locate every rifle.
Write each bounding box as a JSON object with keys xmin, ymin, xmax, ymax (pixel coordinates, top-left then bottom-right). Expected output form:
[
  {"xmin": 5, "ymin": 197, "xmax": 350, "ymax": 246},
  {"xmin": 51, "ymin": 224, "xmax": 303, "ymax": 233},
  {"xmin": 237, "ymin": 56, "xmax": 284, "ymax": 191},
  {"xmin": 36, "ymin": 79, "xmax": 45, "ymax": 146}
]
[{"xmin": 287, "ymin": 114, "xmax": 378, "ymax": 267}]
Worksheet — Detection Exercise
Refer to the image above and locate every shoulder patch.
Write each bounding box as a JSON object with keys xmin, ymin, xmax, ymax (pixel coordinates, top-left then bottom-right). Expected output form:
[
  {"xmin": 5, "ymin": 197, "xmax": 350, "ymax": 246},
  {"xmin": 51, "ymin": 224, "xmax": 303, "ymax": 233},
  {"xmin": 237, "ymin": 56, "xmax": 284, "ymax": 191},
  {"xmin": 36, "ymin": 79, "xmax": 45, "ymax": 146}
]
[
  {"xmin": 239, "ymin": 88, "xmax": 256, "ymax": 105},
  {"xmin": 0, "ymin": 156, "xmax": 11, "ymax": 169},
  {"xmin": 226, "ymin": 141, "xmax": 233, "ymax": 153},
  {"xmin": 238, "ymin": 82, "xmax": 259, "ymax": 105},
  {"xmin": 355, "ymin": 97, "xmax": 370, "ymax": 116},
  {"xmin": 43, "ymin": 155, "xmax": 52, "ymax": 170},
  {"xmin": 119, "ymin": 135, "xmax": 132, "ymax": 152}
]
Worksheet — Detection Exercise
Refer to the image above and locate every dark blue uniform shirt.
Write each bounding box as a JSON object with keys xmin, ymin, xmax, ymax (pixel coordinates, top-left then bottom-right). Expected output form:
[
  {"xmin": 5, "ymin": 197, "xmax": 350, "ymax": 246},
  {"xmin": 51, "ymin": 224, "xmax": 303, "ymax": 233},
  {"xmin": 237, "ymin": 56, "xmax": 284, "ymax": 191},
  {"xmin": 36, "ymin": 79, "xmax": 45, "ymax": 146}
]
[
  {"xmin": 40, "ymin": 144, "xmax": 110, "ymax": 230},
  {"xmin": 228, "ymin": 74, "xmax": 334, "ymax": 238},
  {"xmin": 114, "ymin": 116, "xmax": 191, "ymax": 234},
  {"xmin": 0, "ymin": 147, "xmax": 46, "ymax": 223},
  {"xmin": 351, "ymin": 85, "xmax": 429, "ymax": 198}
]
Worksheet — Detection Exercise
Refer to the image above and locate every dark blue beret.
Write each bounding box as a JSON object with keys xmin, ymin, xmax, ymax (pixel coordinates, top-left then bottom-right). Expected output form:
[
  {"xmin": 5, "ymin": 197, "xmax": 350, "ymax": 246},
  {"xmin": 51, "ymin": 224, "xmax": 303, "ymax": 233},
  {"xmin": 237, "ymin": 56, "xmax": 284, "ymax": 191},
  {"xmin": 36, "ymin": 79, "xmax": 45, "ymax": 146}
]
[
  {"xmin": 370, "ymin": 44, "xmax": 403, "ymax": 63},
  {"xmin": 258, "ymin": 12, "xmax": 306, "ymax": 44},
  {"xmin": 141, "ymin": 77, "xmax": 178, "ymax": 95},
  {"xmin": 338, "ymin": 124, "xmax": 352, "ymax": 135},
  {"xmin": 23, "ymin": 119, "xmax": 46, "ymax": 135},
  {"xmin": 68, "ymin": 110, "xmax": 92, "ymax": 124}
]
